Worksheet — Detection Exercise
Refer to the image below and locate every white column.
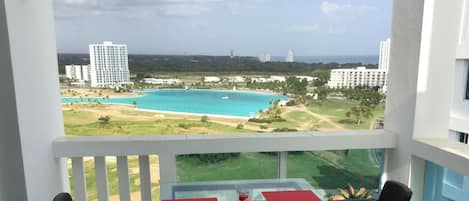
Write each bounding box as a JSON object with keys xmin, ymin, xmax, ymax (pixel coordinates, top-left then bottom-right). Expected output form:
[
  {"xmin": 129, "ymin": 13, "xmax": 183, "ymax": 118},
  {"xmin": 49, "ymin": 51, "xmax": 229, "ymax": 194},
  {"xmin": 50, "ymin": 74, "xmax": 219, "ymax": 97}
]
[
  {"xmin": 384, "ymin": 0, "xmax": 425, "ymax": 186},
  {"xmin": 0, "ymin": 0, "xmax": 68, "ymax": 201}
]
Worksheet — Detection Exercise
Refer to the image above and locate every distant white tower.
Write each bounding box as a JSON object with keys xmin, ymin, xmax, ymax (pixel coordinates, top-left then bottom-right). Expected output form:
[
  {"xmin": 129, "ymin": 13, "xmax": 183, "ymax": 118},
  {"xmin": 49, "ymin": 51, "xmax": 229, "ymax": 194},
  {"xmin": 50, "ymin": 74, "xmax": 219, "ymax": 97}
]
[
  {"xmin": 259, "ymin": 53, "xmax": 271, "ymax": 63},
  {"xmin": 286, "ymin": 49, "xmax": 294, "ymax": 62},
  {"xmin": 379, "ymin": 38, "xmax": 391, "ymax": 71},
  {"xmin": 89, "ymin": 41, "xmax": 132, "ymax": 88},
  {"xmin": 230, "ymin": 49, "xmax": 234, "ymax": 59}
]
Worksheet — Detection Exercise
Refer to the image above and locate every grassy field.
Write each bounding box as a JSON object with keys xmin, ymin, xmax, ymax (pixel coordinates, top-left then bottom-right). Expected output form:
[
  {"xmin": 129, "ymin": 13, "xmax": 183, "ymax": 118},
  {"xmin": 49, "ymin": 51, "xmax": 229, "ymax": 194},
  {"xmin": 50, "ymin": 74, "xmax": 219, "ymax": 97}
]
[
  {"xmin": 308, "ymin": 99, "xmax": 385, "ymax": 130},
  {"xmin": 63, "ymin": 99, "xmax": 385, "ymax": 200},
  {"xmin": 177, "ymin": 151, "xmax": 380, "ymax": 189}
]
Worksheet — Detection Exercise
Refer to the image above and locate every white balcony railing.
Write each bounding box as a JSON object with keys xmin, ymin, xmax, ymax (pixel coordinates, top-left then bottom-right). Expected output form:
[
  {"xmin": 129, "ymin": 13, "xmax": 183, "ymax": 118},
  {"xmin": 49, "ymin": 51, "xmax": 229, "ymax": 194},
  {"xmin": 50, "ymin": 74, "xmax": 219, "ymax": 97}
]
[{"xmin": 53, "ymin": 130, "xmax": 395, "ymax": 201}]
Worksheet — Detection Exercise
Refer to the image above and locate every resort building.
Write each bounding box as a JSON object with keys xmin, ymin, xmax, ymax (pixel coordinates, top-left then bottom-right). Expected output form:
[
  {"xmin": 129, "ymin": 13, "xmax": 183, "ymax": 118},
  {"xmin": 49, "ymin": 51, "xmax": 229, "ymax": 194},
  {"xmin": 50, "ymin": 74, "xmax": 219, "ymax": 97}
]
[
  {"xmin": 285, "ymin": 49, "xmax": 294, "ymax": 62},
  {"xmin": 203, "ymin": 76, "xmax": 221, "ymax": 83},
  {"xmin": 295, "ymin": 76, "xmax": 317, "ymax": 82},
  {"xmin": 379, "ymin": 38, "xmax": 391, "ymax": 71},
  {"xmin": 89, "ymin": 41, "xmax": 132, "ymax": 88},
  {"xmin": 226, "ymin": 76, "xmax": 245, "ymax": 83},
  {"xmin": 251, "ymin": 76, "xmax": 286, "ymax": 83},
  {"xmin": 65, "ymin": 64, "xmax": 89, "ymax": 81},
  {"xmin": 259, "ymin": 53, "xmax": 271, "ymax": 63},
  {"xmin": 3, "ymin": 1, "xmax": 469, "ymax": 201},
  {"xmin": 327, "ymin": 67, "xmax": 387, "ymax": 91},
  {"xmin": 142, "ymin": 78, "xmax": 182, "ymax": 85}
]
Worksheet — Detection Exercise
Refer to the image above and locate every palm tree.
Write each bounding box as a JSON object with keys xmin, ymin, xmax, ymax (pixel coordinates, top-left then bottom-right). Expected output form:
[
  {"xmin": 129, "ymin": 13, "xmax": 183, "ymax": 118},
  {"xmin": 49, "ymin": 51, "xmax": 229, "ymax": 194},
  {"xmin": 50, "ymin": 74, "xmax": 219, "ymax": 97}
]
[{"xmin": 346, "ymin": 105, "xmax": 373, "ymax": 125}]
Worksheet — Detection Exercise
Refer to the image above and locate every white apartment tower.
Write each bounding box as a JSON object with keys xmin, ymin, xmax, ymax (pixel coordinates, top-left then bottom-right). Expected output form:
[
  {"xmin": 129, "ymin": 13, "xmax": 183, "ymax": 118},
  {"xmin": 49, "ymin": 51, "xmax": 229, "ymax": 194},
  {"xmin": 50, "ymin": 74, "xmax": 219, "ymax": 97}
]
[
  {"xmin": 327, "ymin": 67, "xmax": 387, "ymax": 91},
  {"xmin": 65, "ymin": 65, "xmax": 81, "ymax": 80},
  {"xmin": 64, "ymin": 64, "xmax": 91, "ymax": 81},
  {"xmin": 379, "ymin": 38, "xmax": 391, "ymax": 71},
  {"xmin": 286, "ymin": 49, "xmax": 294, "ymax": 62},
  {"xmin": 259, "ymin": 53, "xmax": 271, "ymax": 63},
  {"xmin": 89, "ymin": 41, "xmax": 132, "ymax": 88}
]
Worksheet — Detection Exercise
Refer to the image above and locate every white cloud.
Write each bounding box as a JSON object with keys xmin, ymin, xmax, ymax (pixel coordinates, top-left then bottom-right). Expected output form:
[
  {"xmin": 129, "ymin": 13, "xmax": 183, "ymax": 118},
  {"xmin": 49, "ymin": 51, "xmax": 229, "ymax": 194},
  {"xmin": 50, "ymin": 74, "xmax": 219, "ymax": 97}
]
[
  {"xmin": 286, "ymin": 25, "xmax": 319, "ymax": 33},
  {"xmin": 320, "ymin": 1, "xmax": 376, "ymax": 15},
  {"xmin": 54, "ymin": 0, "xmax": 236, "ymax": 18}
]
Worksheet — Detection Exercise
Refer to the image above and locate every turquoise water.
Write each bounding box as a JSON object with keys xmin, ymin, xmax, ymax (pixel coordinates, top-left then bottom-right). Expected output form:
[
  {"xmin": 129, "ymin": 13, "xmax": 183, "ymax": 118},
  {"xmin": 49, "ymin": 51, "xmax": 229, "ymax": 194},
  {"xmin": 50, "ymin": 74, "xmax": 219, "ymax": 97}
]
[{"xmin": 61, "ymin": 89, "xmax": 287, "ymax": 117}]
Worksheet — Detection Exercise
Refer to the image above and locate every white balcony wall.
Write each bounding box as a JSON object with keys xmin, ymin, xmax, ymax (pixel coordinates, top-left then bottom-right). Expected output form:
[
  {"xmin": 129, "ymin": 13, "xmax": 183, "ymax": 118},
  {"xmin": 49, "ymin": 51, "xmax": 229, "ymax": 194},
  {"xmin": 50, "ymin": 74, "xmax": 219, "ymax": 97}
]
[{"xmin": 0, "ymin": 0, "xmax": 68, "ymax": 200}]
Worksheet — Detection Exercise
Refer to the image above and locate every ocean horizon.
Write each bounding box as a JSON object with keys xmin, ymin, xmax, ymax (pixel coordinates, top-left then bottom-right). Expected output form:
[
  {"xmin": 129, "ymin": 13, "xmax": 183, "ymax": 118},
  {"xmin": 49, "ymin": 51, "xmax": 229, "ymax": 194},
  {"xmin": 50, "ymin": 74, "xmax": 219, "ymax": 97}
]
[{"xmin": 270, "ymin": 55, "xmax": 379, "ymax": 64}]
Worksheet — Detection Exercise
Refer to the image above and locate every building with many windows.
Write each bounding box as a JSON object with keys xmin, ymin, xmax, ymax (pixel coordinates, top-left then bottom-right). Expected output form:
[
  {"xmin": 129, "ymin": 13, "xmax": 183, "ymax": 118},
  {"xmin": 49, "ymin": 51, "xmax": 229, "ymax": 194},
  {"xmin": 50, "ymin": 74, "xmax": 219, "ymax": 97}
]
[
  {"xmin": 379, "ymin": 38, "xmax": 391, "ymax": 71},
  {"xmin": 89, "ymin": 41, "xmax": 132, "ymax": 88},
  {"xmin": 327, "ymin": 67, "xmax": 387, "ymax": 91},
  {"xmin": 259, "ymin": 53, "xmax": 271, "ymax": 63},
  {"xmin": 64, "ymin": 64, "xmax": 90, "ymax": 81},
  {"xmin": 285, "ymin": 49, "xmax": 294, "ymax": 62}
]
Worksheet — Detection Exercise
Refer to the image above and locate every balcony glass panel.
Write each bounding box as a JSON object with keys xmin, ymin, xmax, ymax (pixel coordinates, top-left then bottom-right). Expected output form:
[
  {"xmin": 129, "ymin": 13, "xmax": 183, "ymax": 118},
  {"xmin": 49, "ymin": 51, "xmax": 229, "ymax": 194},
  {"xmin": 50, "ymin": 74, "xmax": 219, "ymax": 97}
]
[
  {"xmin": 176, "ymin": 152, "xmax": 278, "ymax": 182},
  {"xmin": 423, "ymin": 161, "xmax": 469, "ymax": 201},
  {"xmin": 287, "ymin": 149, "xmax": 384, "ymax": 196}
]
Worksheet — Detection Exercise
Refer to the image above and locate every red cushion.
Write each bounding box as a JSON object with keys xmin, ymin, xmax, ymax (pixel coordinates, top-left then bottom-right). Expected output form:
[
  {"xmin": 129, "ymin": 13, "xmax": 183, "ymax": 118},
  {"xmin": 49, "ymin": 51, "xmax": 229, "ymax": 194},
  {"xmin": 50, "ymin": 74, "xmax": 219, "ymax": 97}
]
[
  {"xmin": 262, "ymin": 190, "xmax": 322, "ymax": 201},
  {"xmin": 162, "ymin": 198, "xmax": 218, "ymax": 201}
]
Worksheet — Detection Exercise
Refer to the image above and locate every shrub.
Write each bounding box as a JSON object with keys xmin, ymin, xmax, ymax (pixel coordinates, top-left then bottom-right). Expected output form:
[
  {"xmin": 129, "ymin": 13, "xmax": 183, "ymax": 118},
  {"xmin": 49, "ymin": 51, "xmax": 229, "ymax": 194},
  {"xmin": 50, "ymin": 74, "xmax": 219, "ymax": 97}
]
[
  {"xmin": 286, "ymin": 100, "xmax": 298, "ymax": 106},
  {"xmin": 248, "ymin": 118, "xmax": 286, "ymax": 123},
  {"xmin": 201, "ymin": 115, "xmax": 209, "ymax": 122},
  {"xmin": 184, "ymin": 153, "xmax": 241, "ymax": 163},
  {"xmin": 260, "ymin": 125, "xmax": 268, "ymax": 129},
  {"xmin": 236, "ymin": 124, "xmax": 244, "ymax": 129},
  {"xmin": 178, "ymin": 123, "xmax": 190, "ymax": 129},
  {"xmin": 273, "ymin": 128, "xmax": 298, "ymax": 132},
  {"xmin": 97, "ymin": 116, "xmax": 110, "ymax": 124}
]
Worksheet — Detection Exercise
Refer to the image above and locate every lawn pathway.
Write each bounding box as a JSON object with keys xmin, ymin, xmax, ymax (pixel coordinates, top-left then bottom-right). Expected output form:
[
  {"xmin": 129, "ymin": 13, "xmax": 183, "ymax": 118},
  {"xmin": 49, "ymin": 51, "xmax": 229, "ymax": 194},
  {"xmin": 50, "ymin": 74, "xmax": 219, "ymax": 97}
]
[{"xmin": 295, "ymin": 105, "xmax": 345, "ymax": 130}]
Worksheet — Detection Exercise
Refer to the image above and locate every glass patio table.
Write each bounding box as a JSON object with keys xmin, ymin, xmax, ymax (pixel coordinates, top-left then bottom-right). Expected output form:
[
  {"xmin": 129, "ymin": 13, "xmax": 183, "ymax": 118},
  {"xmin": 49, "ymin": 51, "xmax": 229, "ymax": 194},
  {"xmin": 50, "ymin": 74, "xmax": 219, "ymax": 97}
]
[{"xmin": 160, "ymin": 178, "xmax": 326, "ymax": 201}]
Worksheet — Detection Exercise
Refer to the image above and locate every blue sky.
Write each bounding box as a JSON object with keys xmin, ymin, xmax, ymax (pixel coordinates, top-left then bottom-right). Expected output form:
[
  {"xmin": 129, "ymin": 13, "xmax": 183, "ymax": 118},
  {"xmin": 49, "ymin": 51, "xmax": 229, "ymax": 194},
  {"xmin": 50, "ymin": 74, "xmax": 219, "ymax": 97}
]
[{"xmin": 54, "ymin": 0, "xmax": 392, "ymax": 56}]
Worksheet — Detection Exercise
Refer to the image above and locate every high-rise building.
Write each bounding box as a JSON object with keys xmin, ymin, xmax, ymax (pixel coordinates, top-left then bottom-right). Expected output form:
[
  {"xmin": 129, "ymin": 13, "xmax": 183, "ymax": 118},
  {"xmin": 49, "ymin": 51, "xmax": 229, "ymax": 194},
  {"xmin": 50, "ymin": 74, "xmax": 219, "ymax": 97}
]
[
  {"xmin": 81, "ymin": 64, "xmax": 90, "ymax": 81},
  {"xmin": 259, "ymin": 53, "xmax": 271, "ymax": 63},
  {"xmin": 230, "ymin": 49, "xmax": 234, "ymax": 59},
  {"xmin": 65, "ymin": 64, "xmax": 84, "ymax": 81},
  {"xmin": 89, "ymin": 41, "xmax": 132, "ymax": 88},
  {"xmin": 286, "ymin": 49, "xmax": 294, "ymax": 62},
  {"xmin": 379, "ymin": 38, "xmax": 391, "ymax": 71}
]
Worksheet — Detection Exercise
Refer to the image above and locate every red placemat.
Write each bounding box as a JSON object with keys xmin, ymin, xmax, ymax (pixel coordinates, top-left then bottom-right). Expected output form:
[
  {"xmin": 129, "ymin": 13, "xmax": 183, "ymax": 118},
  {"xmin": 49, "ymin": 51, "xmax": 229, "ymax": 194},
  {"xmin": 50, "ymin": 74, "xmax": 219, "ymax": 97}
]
[
  {"xmin": 262, "ymin": 190, "xmax": 322, "ymax": 201},
  {"xmin": 162, "ymin": 198, "xmax": 218, "ymax": 201}
]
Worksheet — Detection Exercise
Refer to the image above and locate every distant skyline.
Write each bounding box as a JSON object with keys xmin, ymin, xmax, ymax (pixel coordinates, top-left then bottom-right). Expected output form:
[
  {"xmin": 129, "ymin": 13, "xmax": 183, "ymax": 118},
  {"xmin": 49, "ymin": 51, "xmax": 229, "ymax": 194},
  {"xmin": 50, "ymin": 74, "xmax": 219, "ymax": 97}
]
[{"xmin": 54, "ymin": 0, "xmax": 392, "ymax": 56}]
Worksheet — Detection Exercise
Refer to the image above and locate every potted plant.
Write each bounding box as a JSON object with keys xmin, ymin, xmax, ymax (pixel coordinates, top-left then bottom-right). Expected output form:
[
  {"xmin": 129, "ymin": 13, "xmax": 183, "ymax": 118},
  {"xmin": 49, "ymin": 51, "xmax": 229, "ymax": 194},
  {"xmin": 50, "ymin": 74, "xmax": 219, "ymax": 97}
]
[{"xmin": 329, "ymin": 185, "xmax": 373, "ymax": 201}]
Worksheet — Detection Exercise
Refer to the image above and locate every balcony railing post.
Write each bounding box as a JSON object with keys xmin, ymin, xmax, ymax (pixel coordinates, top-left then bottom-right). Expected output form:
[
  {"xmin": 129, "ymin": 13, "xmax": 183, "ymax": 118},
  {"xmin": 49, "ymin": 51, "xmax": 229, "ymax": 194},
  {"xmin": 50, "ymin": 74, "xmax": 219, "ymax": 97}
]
[
  {"xmin": 278, "ymin": 152, "xmax": 288, "ymax": 179},
  {"xmin": 159, "ymin": 153, "xmax": 177, "ymax": 184}
]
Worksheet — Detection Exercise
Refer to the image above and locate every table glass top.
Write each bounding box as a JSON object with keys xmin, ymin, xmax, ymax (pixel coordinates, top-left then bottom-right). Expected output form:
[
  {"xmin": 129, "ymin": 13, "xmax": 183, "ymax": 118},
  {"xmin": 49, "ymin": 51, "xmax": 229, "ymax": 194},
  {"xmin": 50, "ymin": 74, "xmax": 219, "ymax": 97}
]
[{"xmin": 161, "ymin": 179, "xmax": 326, "ymax": 201}]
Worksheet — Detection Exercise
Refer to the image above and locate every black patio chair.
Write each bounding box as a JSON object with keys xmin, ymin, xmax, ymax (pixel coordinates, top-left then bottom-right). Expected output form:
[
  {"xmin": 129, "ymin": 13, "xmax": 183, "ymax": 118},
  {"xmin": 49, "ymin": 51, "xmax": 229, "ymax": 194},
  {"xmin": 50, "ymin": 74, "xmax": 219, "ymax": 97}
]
[{"xmin": 53, "ymin": 192, "xmax": 73, "ymax": 201}]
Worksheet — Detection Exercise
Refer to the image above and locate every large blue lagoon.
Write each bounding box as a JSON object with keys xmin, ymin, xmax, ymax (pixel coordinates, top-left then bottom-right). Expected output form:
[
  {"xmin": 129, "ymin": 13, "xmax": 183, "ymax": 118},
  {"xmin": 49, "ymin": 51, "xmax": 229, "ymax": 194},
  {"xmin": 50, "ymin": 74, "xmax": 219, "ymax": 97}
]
[{"xmin": 62, "ymin": 89, "xmax": 287, "ymax": 118}]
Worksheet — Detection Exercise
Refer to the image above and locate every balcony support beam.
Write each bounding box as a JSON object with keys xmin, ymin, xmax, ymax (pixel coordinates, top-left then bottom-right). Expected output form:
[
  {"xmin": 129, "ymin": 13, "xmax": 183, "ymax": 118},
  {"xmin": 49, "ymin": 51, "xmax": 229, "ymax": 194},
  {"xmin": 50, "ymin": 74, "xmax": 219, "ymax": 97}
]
[
  {"xmin": 277, "ymin": 152, "xmax": 288, "ymax": 179},
  {"xmin": 0, "ymin": 0, "xmax": 67, "ymax": 200},
  {"xmin": 159, "ymin": 154, "xmax": 177, "ymax": 184}
]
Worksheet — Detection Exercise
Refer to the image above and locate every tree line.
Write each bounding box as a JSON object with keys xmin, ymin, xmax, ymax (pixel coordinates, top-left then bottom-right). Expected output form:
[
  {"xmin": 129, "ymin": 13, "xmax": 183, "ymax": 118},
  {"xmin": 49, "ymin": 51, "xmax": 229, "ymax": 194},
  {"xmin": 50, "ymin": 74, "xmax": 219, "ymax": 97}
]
[{"xmin": 57, "ymin": 54, "xmax": 377, "ymax": 74}]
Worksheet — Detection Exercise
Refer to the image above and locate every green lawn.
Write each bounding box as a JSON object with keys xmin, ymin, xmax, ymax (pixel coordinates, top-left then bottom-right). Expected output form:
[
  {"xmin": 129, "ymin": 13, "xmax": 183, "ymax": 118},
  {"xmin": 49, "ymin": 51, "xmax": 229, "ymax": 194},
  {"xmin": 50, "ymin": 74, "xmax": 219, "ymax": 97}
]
[
  {"xmin": 177, "ymin": 153, "xmax": 278, "ymax": 181},
  {"xmin": 65, "ymin": 119, "xmax": 252, "ymax": 136},
  {"xmin": 308, "ymin": 99, "xmax": 385, "ymax": 129},
  {"xmin": 177, "ymin": 151, "xmax": 380, "ymax": 190}
]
